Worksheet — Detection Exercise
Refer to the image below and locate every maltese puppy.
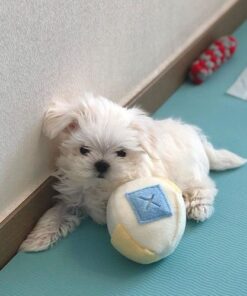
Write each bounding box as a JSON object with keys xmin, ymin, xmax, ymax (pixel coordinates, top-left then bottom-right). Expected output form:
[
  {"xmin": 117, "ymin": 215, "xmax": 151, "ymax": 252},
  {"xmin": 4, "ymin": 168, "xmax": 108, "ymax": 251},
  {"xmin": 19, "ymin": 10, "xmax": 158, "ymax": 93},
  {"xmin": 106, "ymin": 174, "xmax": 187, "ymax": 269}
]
[{"xmin": 20, "ymin": 94, "xmax": 246, "ymax": 252}]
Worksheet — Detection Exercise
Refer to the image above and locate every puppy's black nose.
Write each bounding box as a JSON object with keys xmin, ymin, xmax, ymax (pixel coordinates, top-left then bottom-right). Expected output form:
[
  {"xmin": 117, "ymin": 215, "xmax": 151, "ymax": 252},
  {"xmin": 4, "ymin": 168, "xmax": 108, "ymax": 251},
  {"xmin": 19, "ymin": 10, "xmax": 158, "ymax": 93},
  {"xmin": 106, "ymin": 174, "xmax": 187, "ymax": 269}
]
[{"xmin": 94, "ymin": 160, "xmax": 110, "ymax": 174}]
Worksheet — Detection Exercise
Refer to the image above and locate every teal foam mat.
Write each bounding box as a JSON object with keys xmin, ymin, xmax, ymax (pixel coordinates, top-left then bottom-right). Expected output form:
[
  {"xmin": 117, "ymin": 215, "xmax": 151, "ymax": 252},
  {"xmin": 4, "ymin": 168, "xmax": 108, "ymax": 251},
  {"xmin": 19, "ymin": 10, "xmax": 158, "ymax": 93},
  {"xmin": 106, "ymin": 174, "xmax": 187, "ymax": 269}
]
[{"xmin": 1, "ymin": 21, "xmax": 247, "ymax": 296}]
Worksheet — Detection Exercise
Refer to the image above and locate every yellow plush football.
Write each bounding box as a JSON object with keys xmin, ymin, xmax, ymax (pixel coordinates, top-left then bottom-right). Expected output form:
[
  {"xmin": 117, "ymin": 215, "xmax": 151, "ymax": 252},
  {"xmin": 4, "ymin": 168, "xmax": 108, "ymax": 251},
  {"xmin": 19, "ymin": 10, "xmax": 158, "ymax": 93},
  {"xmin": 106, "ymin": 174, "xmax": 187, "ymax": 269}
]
[{"xmin": 107, "ymin": 177, "xmax": 186, "ymax": 264}]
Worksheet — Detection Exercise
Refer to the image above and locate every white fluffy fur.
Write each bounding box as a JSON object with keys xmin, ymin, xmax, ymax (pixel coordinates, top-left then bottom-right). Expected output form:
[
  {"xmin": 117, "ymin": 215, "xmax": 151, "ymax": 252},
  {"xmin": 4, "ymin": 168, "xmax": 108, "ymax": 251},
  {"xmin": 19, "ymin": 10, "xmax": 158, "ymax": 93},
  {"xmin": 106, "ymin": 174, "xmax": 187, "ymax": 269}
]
[{"xmin": 20, "ymin": 94, "xmax": 246, "ymax": 252}]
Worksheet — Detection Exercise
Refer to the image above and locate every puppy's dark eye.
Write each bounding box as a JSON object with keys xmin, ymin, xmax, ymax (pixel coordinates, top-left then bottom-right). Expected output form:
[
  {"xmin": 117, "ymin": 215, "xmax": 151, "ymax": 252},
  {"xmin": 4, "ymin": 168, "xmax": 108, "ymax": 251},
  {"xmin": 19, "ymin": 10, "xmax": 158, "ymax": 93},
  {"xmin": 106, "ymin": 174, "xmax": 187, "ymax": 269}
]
[
  {"xmin": 80, "ymin": 146, "xmax": 90, "ymax": 155},
  {"xmin": 116, "ymin": 150, "xmax": 126, "ymax": 157}
]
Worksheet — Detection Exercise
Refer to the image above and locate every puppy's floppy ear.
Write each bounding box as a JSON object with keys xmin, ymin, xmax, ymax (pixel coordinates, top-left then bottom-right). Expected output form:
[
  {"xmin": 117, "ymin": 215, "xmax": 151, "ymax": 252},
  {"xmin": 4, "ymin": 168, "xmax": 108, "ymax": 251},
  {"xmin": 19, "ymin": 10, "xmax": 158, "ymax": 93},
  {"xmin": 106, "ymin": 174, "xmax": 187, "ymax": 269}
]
[
  {"xmin": 43, "ymin": 94, "xmax": 106, "ymax": 139},
  {"xmin": 130, "ymin": 107, "xmax": 166, "ymax": 175},
  {"xmin": 130, "ymin": 107, "xmax": 158, "ymax": 158},
  {"xmin": 43, "ymin": 99, "xmax": 80, "ymax": 139}
]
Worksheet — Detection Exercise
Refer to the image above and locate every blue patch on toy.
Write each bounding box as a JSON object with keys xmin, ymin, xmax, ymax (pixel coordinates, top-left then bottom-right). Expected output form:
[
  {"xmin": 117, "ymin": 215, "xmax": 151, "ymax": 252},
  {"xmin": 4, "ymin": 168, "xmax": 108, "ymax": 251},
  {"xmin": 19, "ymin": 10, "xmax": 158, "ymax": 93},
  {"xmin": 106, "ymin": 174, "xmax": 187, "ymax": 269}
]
[{"xmin": 125, "ymin": 185, "xmax": 172, "ymax": 224}]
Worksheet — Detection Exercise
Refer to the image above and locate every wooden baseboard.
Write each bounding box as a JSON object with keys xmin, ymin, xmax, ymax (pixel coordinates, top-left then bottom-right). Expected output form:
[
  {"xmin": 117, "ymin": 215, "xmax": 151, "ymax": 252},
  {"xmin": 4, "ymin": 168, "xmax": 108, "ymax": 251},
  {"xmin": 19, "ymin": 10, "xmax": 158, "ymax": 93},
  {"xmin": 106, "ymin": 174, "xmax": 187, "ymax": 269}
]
[{"xmin": 0, "ymin": 0, "xmax": 246, "ymax": 269}]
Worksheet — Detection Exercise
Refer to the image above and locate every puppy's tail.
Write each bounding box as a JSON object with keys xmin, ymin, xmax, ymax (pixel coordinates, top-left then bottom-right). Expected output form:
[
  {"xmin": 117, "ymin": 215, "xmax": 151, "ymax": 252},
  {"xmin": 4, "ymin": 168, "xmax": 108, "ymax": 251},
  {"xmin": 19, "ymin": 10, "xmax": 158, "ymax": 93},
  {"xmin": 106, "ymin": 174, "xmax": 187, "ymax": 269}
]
[{"xmin": 202, "ymin": 139, "xmax": 246, "ymax": 171}]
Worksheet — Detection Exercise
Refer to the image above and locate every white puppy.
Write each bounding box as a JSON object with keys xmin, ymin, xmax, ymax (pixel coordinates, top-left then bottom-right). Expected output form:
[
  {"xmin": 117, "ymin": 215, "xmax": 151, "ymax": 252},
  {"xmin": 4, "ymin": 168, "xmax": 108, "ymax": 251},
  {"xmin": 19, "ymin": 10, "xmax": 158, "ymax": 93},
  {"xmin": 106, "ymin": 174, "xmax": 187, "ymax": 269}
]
[{"xmin": 20, "ymin": 94, "xmax": 246, "ymax": 252}]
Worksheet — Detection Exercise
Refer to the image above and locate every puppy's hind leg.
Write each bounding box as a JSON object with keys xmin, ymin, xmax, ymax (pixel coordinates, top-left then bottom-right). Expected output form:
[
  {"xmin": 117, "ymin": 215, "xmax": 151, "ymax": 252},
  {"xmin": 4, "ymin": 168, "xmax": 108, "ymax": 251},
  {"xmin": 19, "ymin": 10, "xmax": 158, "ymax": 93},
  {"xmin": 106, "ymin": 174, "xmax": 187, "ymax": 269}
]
[
  {"xmin": 19, "ymin": 201, "xmax": 81, "ymax": 252},
  {"xmin": 182, "ymin": 176, "xmax": 218, "ymax": 222}
]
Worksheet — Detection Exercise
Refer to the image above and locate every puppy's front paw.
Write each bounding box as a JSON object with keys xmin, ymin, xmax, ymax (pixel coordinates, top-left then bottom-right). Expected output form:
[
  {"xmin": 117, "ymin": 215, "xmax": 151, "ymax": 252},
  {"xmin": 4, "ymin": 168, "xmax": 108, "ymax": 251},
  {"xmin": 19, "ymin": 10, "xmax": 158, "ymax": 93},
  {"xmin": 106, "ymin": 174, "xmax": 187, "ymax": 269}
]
[
  {"xmin": 19, "ymin": 231, "xmax": 59, "ymax": 252},
  {"xmin": 187, "ymin": 202, "xmax": 214, "ymax": 222},
  {"xmin": 183, "ymin": 191, "xmax": 214, "ymax": 222},
  {"xmin": 19, "ymin": 202, "xmax": 81, "ymax": 252}
]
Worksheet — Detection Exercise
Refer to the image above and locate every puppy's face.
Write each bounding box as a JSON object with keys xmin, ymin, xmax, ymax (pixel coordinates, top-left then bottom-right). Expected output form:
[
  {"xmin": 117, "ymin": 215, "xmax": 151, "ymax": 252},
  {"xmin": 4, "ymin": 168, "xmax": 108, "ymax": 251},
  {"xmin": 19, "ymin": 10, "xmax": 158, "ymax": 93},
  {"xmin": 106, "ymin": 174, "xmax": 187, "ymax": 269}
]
[
  {"xmin": 44, "ymin": 95, "xmax": 148, "ymax": 188},
  {"xmin": 58, "ymin": 114, "xmax": 143, "ymax": 186}
]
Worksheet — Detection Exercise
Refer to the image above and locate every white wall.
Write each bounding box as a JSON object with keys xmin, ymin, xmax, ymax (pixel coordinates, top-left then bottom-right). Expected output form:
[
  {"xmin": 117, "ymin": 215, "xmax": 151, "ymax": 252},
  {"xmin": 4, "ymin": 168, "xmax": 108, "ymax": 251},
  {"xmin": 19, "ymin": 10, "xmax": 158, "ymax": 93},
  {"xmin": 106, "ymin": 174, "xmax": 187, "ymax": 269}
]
[{"xmin": 0, "ymin": 0, "xmax": 235, "ymax": 222}]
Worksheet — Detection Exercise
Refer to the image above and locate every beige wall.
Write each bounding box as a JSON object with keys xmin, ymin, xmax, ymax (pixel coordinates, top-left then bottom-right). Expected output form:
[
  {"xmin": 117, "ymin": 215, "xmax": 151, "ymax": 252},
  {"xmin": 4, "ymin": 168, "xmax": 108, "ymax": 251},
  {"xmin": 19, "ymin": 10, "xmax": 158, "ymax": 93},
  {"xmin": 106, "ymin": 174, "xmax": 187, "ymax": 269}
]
[{"xmin": 0, "ymin": 0, "xmax": 235, "ymax": 221}]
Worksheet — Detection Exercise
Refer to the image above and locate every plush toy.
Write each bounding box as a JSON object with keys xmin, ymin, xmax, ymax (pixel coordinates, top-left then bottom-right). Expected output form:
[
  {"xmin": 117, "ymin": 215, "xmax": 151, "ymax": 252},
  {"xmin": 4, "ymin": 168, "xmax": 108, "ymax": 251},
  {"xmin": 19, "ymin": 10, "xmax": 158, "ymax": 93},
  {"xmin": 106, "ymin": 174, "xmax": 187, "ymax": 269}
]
[
  {"xmin": 189, "ymin": 36, "xmax": 237, "ymax": 84},
  {"xmin": 107, "ymin": 177, "xmax": 186, "ymax": 264}
]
